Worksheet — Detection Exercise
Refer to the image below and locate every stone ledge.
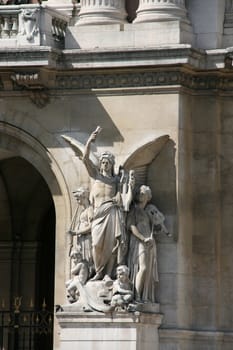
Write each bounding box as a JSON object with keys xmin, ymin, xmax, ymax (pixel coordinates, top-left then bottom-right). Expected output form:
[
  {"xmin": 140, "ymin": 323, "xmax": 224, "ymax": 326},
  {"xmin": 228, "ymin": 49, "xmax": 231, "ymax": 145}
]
[
  {"xmin": 0, "ymin": 45, "xmax": 232, "ymax": 71},
  {"xmin": 56, "ymin": 310, "xmax": 163, "ymax": 350},
  {"xmin": 56, "ymin": 309, "xmax": 163, "ymax": 325},
  {"xmin": 61, "ymin": 45, "xmax": 203, "ymax": 69},
  {"xmin": 0, "ymin": 47, "xmax": 59, "ymax": 67},
  {"xmin": 160, "ymin": 328, "xmax": 233, "ymax": 339}
]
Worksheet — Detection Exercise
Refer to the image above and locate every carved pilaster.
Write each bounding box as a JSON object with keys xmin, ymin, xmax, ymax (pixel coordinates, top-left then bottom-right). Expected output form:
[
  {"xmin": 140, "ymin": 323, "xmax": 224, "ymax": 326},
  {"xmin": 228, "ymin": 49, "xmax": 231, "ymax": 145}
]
[
  {"xmin": 134, "ymin": 0, "xmax": 189, "ymax": 24},
  {"xmin": 77, "ymin": 0, "xmax": 127, "ymax": 26}
]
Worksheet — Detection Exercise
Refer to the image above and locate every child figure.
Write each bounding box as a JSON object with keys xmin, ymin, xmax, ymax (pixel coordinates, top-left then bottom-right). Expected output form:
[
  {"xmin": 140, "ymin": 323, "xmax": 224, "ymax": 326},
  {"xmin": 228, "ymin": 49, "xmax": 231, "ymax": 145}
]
[
  {"xmin": 66, "ymin": 249, "xmax": 89, "ymax": 303},
  {"xmin": 110, "ymin": 265, "xmax": 133, "ymax": 309}
]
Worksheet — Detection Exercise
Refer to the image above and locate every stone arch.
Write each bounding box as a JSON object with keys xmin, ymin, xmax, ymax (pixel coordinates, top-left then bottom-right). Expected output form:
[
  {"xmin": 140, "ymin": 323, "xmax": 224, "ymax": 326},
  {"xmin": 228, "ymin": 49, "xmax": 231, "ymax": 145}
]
[{"xmin": 0, "ymin": 121, "xmax": 72, "ymax": 306}]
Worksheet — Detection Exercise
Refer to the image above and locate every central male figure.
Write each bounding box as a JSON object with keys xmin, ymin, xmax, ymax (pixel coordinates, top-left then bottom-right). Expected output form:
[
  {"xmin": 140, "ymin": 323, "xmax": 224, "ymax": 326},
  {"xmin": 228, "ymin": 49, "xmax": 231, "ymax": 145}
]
[{"xmin": 82, "ymin": 128, "xmax": 126, "ymax": 281}]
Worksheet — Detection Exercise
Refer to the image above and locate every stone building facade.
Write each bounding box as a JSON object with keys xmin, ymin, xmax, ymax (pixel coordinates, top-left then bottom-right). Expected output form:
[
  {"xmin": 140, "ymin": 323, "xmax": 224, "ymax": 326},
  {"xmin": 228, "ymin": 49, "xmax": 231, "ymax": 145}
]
[{"xmin": 0, "ymin": 0, "xmax": 233, "ymax": 349}]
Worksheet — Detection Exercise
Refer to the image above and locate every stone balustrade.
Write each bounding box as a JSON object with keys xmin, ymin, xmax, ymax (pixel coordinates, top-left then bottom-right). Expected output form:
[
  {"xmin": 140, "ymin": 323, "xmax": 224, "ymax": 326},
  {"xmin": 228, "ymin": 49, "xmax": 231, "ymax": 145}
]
[
  {"xmin": 0, "ymin": 13, "xmax": 18, "ymax": 38},
  {"xmin": 134, "ymin": 0, "xmax": 189, "ymax": 23},
  {"xmin": 0, "ymin": 4, "xmax": 69, "ymax": 47},
  {"xmin": 51, "ymin": 17, "xmax": 67, "ymax": 42},
  {"xmin": 77, "ymin": 0, "xmax": 127, "ymax": 25}
]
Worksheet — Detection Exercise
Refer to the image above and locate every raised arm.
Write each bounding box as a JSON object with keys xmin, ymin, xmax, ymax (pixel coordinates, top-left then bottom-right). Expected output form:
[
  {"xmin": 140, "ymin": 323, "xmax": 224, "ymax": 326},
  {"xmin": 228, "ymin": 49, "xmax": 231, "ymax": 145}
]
[{"xmin": 82, "ymin": 126, "xmax": 102, "ymax": 179}]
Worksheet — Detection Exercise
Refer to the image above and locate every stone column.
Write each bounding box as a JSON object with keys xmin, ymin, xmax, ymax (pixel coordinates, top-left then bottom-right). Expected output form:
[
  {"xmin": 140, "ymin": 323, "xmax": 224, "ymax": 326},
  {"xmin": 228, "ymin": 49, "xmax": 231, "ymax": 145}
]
[
  {"xmin": 77, "ymin": 0, "xmax": 127, "ymax": 26},
  {"xmin": 134, "ymin": 0, "xmax": 188, "ymax": 23},
  {"xmin": 45, "ymin": 0, "xmax": 74, "ymax": 17}
]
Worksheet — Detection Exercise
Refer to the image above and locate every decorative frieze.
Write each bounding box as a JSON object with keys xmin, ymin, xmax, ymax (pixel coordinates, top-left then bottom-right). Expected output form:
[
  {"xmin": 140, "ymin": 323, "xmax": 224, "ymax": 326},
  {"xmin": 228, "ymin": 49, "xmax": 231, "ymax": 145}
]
[
  {"xmin": 134, "ymin": 0, "xmax": 189, "ymax": 23},
  {"xmin": 77, "ymin": 0, "xmax": 127, "ymax": 25},
  {"xmin": 3, "ymin": 69, "xmax": 233, "ymax": 93},
  {"xmin": 10, "ymin": 71, "xmax": 50, "ymax": 108},
  {"xmin": 54, "ymin": 70, "xmax": 233, "ymax": 92},
  {"xmin": 2, "ymin": 69, "xmax": 233, "ymax": 103}
]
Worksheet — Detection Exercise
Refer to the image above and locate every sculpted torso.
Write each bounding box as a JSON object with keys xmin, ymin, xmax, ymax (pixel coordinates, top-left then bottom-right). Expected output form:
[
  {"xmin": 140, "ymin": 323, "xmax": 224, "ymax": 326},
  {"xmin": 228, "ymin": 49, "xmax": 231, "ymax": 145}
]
[{"xmin": 90, "ymin": 175, "xmax": 118, "ymax": 209}]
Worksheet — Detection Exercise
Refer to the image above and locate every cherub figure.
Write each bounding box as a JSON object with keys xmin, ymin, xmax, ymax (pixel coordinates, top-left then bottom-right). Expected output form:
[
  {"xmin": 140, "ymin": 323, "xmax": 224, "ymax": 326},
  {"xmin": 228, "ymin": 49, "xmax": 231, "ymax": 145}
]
[
  {"xmin": 66, "ymin": 249, "xmax": 89, "ymax": 303},
  {"xmin": 110, "ymin": 265, "xmax": 133, "ymax": 310}
]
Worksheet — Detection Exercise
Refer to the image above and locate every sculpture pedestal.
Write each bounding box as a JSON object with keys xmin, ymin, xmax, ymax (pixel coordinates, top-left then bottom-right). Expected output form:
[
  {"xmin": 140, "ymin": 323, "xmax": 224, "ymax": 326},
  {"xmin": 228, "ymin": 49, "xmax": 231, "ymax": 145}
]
[{"xmin": 56, "ymin": 307, "xmax": 163, "ymax": 350}]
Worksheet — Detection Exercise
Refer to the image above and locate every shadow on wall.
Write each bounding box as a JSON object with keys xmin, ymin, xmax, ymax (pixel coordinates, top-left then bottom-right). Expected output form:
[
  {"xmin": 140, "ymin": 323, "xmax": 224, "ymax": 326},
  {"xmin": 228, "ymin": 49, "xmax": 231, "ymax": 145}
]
[
  {"xmin": 50, "ymin": 91, "xmax": 125, "ymax": 149},
  {"xmin": 148, "ymin": 139, "xmax": 177, "ymax": 241}
]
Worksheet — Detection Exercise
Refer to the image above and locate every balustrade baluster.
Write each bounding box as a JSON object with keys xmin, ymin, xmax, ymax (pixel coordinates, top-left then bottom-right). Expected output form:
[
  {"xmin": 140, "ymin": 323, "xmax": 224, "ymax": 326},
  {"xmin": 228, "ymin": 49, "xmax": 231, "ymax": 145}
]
[
  {"xmin": 10, "ymin": 16, "xmax": 18, "ymax": 37},
  {"xmin": 2, "ymin": 16, "xmax": 11, "ymax": 38}
]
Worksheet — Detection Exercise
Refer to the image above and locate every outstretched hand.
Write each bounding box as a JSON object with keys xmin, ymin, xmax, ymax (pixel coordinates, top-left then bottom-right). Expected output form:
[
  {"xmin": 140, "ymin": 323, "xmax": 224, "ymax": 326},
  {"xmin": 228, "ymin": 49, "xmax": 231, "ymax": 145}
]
[{"xmin": 89, "ymin": 126, "xmax": 102, "ymax": 143}]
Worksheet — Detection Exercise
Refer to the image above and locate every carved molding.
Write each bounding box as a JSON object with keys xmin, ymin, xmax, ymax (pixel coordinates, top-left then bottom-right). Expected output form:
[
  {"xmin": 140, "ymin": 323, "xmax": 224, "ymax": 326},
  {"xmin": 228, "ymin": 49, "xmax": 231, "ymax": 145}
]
[
  {"xmin": 11, "ymin": 72, "xmax": 44, "ymax": 89},
  {"xmin": 19, "ymin": 8, "xmax": 40, "ymax": 42},
  {"xmin": 28, "ymin": 90, "xmax": 50, "ymax": 108},
  {"xmin": 55, "ymin": 70, "xmax": 233, "ymax": 91},
  {"xmin": 2, "ymin": 69, "xmax": 233, "ymax": 94},
  {"xmin": 10, "ymin": 72, "xmax": 50, "ymax": 108}
]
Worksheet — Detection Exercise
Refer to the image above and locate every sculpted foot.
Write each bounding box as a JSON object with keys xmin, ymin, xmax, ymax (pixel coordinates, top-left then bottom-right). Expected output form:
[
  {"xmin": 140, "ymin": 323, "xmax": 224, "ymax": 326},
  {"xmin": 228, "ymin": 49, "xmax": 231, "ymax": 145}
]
[{"xmin": 90, "ymin": 273, "xmax": 103, "ymax": 281}]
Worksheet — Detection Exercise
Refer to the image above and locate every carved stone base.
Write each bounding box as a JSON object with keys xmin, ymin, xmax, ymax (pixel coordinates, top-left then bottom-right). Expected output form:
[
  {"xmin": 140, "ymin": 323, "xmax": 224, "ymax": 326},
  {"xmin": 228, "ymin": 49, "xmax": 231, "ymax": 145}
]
[
  {"xmin": 56, "ymin": 309, "xmax": 163, "ymax": 350},
  {"xmin": 66, "ymin": 21, "xmax": 193, "ymax": 50}
]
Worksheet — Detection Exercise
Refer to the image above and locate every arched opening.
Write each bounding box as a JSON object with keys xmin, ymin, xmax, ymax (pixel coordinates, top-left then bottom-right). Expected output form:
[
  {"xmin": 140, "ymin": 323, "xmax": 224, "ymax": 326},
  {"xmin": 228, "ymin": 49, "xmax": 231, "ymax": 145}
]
[{"xmin": 0, "ymin": 154, "xmax": 55, "ymax": 350}]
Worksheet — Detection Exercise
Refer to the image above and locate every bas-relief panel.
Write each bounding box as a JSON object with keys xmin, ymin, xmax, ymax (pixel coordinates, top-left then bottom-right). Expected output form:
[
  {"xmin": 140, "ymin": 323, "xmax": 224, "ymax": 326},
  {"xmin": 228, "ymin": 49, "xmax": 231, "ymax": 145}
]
[{"xmin": 62, "ymin": 128, "xmax": 172, "ymax": 314}]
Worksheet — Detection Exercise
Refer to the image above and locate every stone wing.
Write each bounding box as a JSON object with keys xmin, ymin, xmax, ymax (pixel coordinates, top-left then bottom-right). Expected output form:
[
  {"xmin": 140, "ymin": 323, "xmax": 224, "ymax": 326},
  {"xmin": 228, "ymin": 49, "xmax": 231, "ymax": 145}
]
[
  {"xmin": 61, "ymin": 134, "xmax": 99, "ymax": 167},
  {"xmin": 122, "ymin": 135, "xmax": 170, "ymax": 186}
]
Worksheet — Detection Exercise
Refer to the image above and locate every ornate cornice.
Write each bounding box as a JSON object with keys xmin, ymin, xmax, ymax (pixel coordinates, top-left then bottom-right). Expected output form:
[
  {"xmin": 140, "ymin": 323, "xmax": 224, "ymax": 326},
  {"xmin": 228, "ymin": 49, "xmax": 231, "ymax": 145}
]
[
  {"xmin": 2, "ymin": 68, "xmax": 233, "ymax": 96},
  {"xmin": 54, "ymin": 69, "xmax": 233, "ymax": 92}
]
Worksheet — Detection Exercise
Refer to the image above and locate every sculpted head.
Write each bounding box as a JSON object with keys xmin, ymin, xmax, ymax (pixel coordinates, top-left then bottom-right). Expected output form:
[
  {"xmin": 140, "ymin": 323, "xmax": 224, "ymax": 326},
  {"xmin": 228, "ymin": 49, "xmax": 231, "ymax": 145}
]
[
  {"xmin": 136, "ymin": 185, "xmax": 152, "ymax": 204},
  {"xmin": 99, "ymin": 151, "xmax": 115, "ymax": 175},
  {"xmin": 116, "ymin": 265, "xmax": 130, "ymax": 282},
  {"xmin": 73, "ymin": 187, "xmax": 89, "ymax": 205},
  {"xmin": 70, "ymin": 248, "xmax": 82, "ymax": 263}
]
